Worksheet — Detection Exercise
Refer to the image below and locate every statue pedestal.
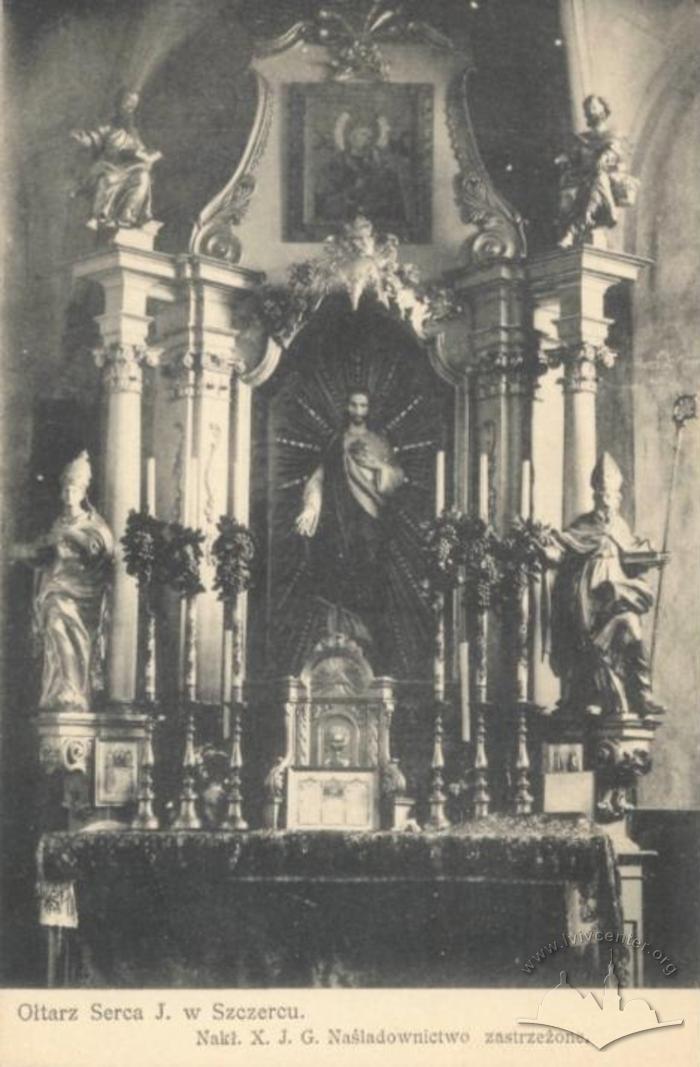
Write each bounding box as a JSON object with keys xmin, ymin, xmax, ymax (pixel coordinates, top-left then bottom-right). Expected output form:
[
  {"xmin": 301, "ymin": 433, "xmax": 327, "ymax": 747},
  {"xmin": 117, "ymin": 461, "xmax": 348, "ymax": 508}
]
[
  {"xmin": 35, "ymin": 707, "xmax": 150, "ymax": 831},
  {"xmin": 594, "ymin": 715, "xmax": 659, "ymax": 822},
  {"xmin": 94, "ymin": 219, "xmax": 163, "ymax": 252}
]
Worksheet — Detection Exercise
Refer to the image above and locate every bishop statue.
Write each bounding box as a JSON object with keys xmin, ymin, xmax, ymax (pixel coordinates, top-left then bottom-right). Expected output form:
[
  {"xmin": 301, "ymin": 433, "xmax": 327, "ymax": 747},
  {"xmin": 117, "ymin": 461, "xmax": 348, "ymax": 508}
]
[{"xmin": 547, "ymin": 453, "xmax": 665, "ymax": 720}]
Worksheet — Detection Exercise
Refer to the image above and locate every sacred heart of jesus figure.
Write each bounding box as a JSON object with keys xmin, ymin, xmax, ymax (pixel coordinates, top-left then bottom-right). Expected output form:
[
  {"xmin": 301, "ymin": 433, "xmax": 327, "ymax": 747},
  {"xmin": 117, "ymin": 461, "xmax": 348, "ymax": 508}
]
[{"xmin": 260, "ymin": 292, "xmax": 451, "ymax": 680}]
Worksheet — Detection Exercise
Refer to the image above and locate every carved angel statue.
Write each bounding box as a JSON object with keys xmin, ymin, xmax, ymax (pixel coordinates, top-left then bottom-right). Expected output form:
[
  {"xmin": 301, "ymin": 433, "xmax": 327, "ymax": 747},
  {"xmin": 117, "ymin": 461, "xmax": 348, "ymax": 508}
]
[
  {"xmin": 556, "ymin": 95, "xmax": 639, "ymax": 248},
  {"xmin": 544, "ymin": 454, "xmax": 665, "ymax": 720},
  {"xmin": 11, "ymin": 452, "xmax": 114, "ymax": 711},
  {"xmin": 70, "ymin": 88, "xmax": 162, "ymax": 231}
]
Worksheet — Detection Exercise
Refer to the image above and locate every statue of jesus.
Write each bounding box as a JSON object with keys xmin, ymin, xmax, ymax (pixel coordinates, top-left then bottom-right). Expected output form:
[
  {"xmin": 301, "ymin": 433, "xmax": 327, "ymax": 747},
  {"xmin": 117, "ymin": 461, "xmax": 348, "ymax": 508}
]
[{"xmin": 294, "ymin": 390, "xmax": 405, "ymax": 660}]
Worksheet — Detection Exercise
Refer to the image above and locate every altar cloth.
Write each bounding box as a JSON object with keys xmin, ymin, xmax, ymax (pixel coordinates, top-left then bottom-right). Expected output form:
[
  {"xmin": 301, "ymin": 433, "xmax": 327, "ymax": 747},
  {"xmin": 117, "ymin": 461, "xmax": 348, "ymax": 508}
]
[{"xmin": 37, "ymin": 816, "xmax": 622, "ymax": 987}]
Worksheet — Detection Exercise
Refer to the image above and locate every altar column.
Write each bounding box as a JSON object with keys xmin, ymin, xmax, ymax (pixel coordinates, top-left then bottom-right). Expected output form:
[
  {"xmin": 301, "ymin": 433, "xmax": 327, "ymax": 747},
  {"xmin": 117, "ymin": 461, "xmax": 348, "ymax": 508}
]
[
  {"xmin": 453, "ymin": 263, "xmax": 531, "ymax": 728},
  {"xmin": 96, "ymin": 341, "xmax": 150, "ymax": 701},
  {"xmin": 456, "ymin": 262, "xmax": 530, "ymax": 530},
  {"xmin": 529, "ymin": 297, "xmax": 563, "ymax": 709},
  {"xmin": 529, "ymin": 247, "xmax": 647, "ymax": 525},
  {"xmin": 73, "ymin": 231, "xmax": 176, "ymax": 702},
  {"xmin": 152, "ymin": 255, "xmax": 262, "ymax": 704}
]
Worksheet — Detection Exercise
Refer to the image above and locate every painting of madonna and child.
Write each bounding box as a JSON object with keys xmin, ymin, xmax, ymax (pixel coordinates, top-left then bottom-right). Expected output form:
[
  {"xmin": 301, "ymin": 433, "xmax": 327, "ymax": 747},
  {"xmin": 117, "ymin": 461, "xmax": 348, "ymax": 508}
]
[{"xmin": 285, "ymin": 82, "xmax": 433, "ymax": 243}]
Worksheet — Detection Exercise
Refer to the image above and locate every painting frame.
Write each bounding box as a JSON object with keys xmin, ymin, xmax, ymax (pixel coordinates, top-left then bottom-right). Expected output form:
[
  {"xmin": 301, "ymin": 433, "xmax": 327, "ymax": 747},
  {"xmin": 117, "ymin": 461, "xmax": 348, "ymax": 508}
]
[
  {"xmin": 94, "ymin": 738, "xmax": 140, "ymax": 806},
  {"xmin": 285, "ymin": 81, "xmax": 434, "ymax": 243}
]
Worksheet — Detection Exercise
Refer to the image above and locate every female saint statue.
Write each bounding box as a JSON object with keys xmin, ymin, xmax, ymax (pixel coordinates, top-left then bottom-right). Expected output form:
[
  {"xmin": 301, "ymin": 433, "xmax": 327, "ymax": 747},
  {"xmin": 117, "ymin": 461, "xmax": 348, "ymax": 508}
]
[{"xmin": 12, "ymin": 452, "xmax": 114, "ymax": 711}]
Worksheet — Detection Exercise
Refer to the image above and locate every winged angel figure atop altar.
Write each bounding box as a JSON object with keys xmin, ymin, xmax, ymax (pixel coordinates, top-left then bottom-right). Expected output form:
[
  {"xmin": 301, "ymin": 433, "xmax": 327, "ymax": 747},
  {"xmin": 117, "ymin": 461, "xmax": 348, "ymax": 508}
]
[{"xmin": 266, "ymin": 286, "xmax": 448, "ymax": 681}]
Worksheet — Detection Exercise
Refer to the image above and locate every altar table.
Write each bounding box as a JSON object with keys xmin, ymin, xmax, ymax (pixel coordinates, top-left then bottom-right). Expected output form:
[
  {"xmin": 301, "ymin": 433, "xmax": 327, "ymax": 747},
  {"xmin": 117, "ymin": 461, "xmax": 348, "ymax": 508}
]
[{"xmin": 37, "ymin": 816, "xmax": 622, "ymax": 988}]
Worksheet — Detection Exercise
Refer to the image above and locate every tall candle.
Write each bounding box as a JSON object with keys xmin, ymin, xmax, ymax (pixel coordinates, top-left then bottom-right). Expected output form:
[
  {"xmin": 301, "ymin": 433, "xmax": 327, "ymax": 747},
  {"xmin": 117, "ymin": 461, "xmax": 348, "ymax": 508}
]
[
  {"xmin": 520, "ymin": 458, "xmax": 531, "ymax": 519},
  {"xmin": 459, "ymin": 639, "xmax": 470, "ymax": 742},
  {"xmin": 189, "ymin": 456, "xmax": 199, "ymax": 526},
  {"xmin": 435, "ymin": 449, "xmax": 446, "ymax": 516},
  {"xmin": 433, "ymin": 605, "xmax": 445, "ymax": 702},
  {"xmin": 146, "ymin": 456, "xmax": 156, "ymax": 516},
  {"xmin": 478, "ymin": 451, "xmax": 489, "ymax": 522}
]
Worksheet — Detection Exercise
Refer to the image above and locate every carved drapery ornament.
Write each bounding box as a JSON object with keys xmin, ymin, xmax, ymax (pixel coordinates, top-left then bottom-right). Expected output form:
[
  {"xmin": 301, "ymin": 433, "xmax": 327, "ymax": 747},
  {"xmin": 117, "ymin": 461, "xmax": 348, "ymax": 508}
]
[
  {"xmin": 472, "ymin": 344, "xmax": 541, "ymax": 401},
  {"xmin": 162, "ymin": 349, "xmax": 245, "ymax": 402}
]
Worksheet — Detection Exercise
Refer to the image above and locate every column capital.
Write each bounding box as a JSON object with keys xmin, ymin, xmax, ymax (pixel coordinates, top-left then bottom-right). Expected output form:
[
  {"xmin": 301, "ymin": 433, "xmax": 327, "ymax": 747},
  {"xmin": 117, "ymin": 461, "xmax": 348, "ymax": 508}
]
[
  {"xmin": 160, "ymin": 348, "xmax": 244, "ymax": 401},
  {"xmin": 473, "ymin": 341, "xmax": 544, "ymax": 399},
  {"xmin": 93, "ymin": 342, "xmax": 159, "ymax": 394},
  {"xmin": 548, "ymin": 341, "xmax": 617, "ymax": 394}
]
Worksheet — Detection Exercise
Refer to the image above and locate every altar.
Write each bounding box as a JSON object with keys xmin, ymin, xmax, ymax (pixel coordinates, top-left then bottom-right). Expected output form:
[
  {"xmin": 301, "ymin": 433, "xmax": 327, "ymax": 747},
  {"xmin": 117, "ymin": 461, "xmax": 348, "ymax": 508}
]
[
  {"xmin": 39, "ymin": 817, "xmax": 621, "ymax": 988},
  {"xmin": 9, "ymin": 2, "xmax": 684, "ymax": 994}
]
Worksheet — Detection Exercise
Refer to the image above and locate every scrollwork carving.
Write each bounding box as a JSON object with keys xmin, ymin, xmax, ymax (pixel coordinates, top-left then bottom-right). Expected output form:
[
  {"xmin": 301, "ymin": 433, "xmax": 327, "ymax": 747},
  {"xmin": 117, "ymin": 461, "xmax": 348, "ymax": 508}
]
[
  {"xmin": 595, "ymin": 737, "xmax": 654, "ymax": 822},
  {"xmin": 39, "ymin": 737, "xmax": 93, "ymax": 775},
  {"xmin": 446, "ymin": 68, "xmax": 526, "ymax": 268},
  {"xmin": 190, "ymin": 75, "xmax": 273, "ymax": 264},
  {"xmin": 252, "ymin": 5, "xmax": 453, "ymax": 78}
]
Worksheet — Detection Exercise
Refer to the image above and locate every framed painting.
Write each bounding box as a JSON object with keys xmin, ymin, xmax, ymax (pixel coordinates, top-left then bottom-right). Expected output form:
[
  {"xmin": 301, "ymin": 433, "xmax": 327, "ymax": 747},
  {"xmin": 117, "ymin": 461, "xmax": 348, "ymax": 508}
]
[
  {"xmin": 94, "ymin": 739, "xmax": 139, "ymax": 806},
  {"xmin": 285, "ymin": 82, "xmax": 433, "ymax": 243}
]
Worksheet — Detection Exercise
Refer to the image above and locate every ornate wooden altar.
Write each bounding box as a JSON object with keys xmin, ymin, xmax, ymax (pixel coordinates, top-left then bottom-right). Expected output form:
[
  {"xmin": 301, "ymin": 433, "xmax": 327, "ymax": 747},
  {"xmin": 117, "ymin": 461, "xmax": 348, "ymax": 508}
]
[{"xmin": 21, "ymin": 4, "xmax": 667, "ymax": 989}]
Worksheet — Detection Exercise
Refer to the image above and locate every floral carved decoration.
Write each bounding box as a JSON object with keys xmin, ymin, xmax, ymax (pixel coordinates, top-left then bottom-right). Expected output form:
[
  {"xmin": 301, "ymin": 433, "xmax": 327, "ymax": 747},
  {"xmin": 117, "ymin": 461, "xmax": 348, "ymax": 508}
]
[
  {"xmin": 421, "ymin": 510, "xmax": 501, "ymax": 612},
  {"xmin": 256, "ymin": 215, "xmax": 461, "ymax": 347},
  {"xmin": 496, "ymin": 517, "xmax": 557, "ymax": 612},
  {"xmin": 122, "ymin": 512, "xmax": 205, "ymax": 599},
  {"xmin": 211, "ymin": 517, "xmax": 256, "ymax": 603}
]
